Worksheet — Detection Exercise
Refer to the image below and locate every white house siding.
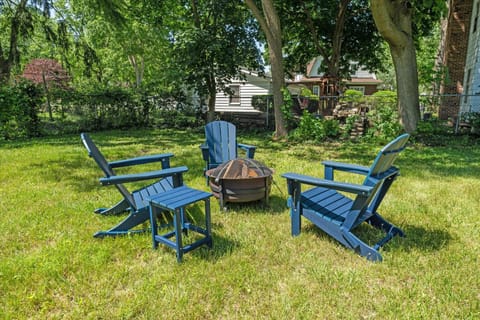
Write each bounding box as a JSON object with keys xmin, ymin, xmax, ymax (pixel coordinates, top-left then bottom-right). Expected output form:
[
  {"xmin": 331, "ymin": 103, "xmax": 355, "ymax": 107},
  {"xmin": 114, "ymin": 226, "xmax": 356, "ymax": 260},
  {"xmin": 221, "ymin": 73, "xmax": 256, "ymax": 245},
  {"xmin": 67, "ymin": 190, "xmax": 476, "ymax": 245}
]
[
  {"xmin": 461, "ymin": 0, "xmax": 480, "ymax": 113},
  {"xmin": 215, "ymin": 73, "xmax": 271, "ymax": 113}
]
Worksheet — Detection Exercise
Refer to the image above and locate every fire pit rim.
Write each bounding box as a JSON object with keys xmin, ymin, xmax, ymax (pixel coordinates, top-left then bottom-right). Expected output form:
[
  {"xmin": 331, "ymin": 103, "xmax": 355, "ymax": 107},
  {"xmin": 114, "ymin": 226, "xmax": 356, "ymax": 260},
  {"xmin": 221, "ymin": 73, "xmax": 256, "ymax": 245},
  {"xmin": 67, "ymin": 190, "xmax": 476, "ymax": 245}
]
[
  {"xmin": 204, "ymin": 158, "xmax": 274, "ymax": 207},
  {"xmin": 205, "ymin": 158, "xmax": 274, "ymax": 180}
]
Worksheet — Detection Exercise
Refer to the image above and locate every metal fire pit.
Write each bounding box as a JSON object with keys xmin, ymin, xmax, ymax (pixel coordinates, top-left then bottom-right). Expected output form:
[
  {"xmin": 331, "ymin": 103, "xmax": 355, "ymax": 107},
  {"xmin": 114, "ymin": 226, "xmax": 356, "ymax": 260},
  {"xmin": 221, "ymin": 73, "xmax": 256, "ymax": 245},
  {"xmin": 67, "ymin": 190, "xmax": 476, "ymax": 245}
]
[{"xmin": 205, "ymin": 158, "xmax": 273, "ymax": 208}]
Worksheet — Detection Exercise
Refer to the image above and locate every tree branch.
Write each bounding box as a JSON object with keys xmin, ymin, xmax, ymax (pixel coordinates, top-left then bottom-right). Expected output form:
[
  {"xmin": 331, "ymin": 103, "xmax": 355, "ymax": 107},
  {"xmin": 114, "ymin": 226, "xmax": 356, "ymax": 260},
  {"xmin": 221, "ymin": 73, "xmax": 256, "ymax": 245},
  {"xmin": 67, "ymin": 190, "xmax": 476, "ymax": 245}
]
[{"xmin": 370, "ymin": 0, "xmax": 410, "ymax": 47}]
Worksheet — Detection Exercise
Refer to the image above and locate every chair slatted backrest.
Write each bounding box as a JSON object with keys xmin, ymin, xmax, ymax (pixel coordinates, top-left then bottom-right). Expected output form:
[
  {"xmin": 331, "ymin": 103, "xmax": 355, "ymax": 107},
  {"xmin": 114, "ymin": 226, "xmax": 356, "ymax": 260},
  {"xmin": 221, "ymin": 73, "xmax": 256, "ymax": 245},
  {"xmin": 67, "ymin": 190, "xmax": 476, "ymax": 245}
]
[
  {"xmin": 205, "ymin": 121, "xmax": 237, "ymax": 166},
  {"xmin": 354, "ymin": 133, "xmax": 409, "ymax": 222},
  {"xmin": 364, "ymin": 134, "xmax": 410, "ymax": 184},
  {"xmin": 81, "ymin": 133, "xmax": 136, "ymax": 208}
]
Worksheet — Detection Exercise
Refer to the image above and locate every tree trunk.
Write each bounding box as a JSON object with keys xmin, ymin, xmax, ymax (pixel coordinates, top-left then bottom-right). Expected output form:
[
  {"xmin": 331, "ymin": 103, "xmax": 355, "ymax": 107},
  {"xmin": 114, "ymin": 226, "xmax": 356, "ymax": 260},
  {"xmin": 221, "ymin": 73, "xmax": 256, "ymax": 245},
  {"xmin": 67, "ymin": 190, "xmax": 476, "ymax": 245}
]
[
  {"xmin": 0, "ymin": 45, "xmax": 9, "ymax": 84},
  {"xmin": 246, "ymin": 0, "xmax": 287, "ymax": 138},
  {"xmin": 390, "ymin": 43, "xmax": 419, "ymax": 133},
  {"xmin": 42, "ymin": 71, "xmax": 53, "ymax": 121},
  {"xmin": 371, "ymin": 0, "xmax": 420, "ymax": 133},
  {"xmin": 206, "ymin": 74, "xmax": 217, "ymax": 123},
  {"xmin": 327, "ymin": 0, "xmax": 349, "ymax": 80},
  {"xmin": 268, "ymin": 37, "xmax": 288, "ymax": 139},
  {"xmin": 128, "ymin": 55, "xmax": 144, "ymax": 88}
]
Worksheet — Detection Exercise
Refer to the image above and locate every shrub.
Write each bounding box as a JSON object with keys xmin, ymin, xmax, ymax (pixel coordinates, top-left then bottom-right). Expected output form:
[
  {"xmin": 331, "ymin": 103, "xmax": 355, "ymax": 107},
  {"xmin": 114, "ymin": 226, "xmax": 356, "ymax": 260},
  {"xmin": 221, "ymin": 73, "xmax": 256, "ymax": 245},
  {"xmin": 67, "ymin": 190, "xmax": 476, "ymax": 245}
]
[
  {"xmin": 252, "ymin": 95, "xmax": 273, "ymax": 112},
  {"xmin": 281, "ymin": 88, "xmax": 297, "ymax": 130},
  {"xmin": 367, "ymin": 90, "xmax": 403, "ymax": 140},
  {"xmin": 290, "ymin": 111, "xmax": 340, "ymax": 142},
  {"xmin": 0, "ymin": 80, "xmax": 42, "ymax": 139},
  {"xmin": 341, "ymin": 89, "xmax": 365, "ymax": 104},
  {"xmin": 342, "ymin": 114, "xmax": 362, "ymax": 138},
  {"xmin": 49, "ymin": 87, "xmax": 203, "ymax": 132}
]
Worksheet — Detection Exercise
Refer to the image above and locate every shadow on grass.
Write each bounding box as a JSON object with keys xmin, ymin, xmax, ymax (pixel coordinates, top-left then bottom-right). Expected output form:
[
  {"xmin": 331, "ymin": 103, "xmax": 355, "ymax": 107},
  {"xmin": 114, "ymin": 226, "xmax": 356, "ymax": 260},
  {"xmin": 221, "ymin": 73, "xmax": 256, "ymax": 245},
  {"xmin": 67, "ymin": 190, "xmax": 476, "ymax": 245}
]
[
  {"xmin": 271, "ymin": 137, "xmax": 480, "ymax": 180},
  {"xmin": 28, "ymin": 131, "xmax": 209, "ymax": 194},
  {"xmin": 190, "ymin": 232, "xmax": 241, "ymax": 262},
  {"xmin": 26, "ymin": 129, "xmax": 480, "ymax": 194},
  {"xmin": 394, "ymin": 224, "xmax": 452, "ymax": 252},
  {"xmin": 170, "ymin": 201, "xmax": 242, "ymax": 262},
  {"xmin": 212, "ymin": 194, "xmax": 287, "ymax": 215},
  {"xmin": 301, "ymin": 221, "xmax": 452, "ymax": 255}
]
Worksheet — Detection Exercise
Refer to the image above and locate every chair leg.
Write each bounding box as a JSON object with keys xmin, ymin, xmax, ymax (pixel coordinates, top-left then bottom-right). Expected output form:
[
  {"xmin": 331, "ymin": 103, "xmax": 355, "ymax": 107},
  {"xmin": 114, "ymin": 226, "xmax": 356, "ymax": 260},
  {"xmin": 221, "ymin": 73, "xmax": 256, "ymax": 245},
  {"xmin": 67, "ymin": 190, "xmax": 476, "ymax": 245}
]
[
  {"xmin": 367, "ymin": 213, "xmax": 405, "ymax": 238},
  {"xmin": 342, "ymin": 230, "xmax": 383, "ymax": 262},
  {"xmin": 290, "ymin": 201, "xmax": 301, "ymax": 236},
  {"xmin": 94, "ymin": 199, "xmax": 130, "ymax": 215},
  {"xmin": 94, "ymin": 210, "xmax": 149, "ymax": 238}
]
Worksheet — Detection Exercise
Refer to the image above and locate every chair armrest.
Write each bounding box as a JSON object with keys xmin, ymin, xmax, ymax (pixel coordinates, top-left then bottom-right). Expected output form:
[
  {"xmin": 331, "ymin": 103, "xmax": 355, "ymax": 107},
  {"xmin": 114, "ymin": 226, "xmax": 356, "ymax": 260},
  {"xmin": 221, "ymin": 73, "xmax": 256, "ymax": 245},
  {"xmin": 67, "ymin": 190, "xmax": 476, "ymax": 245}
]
[
  {"xmin": 282, "ymin": 172, "xmax": 373, "ymax": 196},
  {"xmin": 238, "ymin": 143, "xmax": 256, "ymax": 159},
  {"xmin": 322, "ymin": 161, "xmax": 370, "ymax": 174},
  {"xmin": 322, "ymin": 161, "xmax": 370, "ymax": 180},
  {"xmin": 109, "ymin": 153, "xmax": 174, "ymax": 169},
  {"xmin": 100, "ymin": 166, "xmax": 188, "ymax": 186},
  {"xmin": 200, "ymin": 144, "xmax": 209, "ymax": 161}
]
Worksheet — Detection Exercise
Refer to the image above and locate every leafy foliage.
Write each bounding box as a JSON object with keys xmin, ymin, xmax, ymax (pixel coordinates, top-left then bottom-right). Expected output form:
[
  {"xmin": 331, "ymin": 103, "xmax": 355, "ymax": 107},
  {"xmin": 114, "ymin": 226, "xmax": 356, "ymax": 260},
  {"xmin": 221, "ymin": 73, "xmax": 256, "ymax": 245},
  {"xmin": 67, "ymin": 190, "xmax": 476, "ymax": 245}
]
[
  {"xmin": 44, "ymin": 86, "xmax": 203, "ymax": 134},
  {"xmin": 169, "ymin": 0, "xmax": 263, "ymax": 120},
  {"xmin": 280, "ymin": 0, "xmax": 385, "ymax": 77},
  {"xmin": 290, "ymin": 110, "xmax": 340, "ymax": 142},
  {"xmin": 252, "ymin": 94, "xmax": 273, "ymax": 112},
  {"xmin": 366, "ymin": 90, "xmax": 403, "ymax": 140},
  {"xmin": 281, "ymin": 87, "xmax": 296, "ymax": 130},
  {"xmin": 341, "ymin": 89, "xmax": 365, "ymax": 104},
  {"xmin": 0, "ymin": 80, "xmax": 42, "ymax": 139}
]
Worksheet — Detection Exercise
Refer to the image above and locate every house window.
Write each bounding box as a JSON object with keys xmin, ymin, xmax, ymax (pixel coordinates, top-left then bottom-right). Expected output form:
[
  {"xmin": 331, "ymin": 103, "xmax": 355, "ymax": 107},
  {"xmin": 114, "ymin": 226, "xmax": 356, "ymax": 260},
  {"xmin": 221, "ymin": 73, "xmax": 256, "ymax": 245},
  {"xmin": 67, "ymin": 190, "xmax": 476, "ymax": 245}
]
[
  {"xmin": 348, "ymin": 86, "xmax": 365, "ymax": 94},
  {"xmin": 229, "ymin": 85, "xmax": 240, "ymax": 104},
  {"xmin": 312, "ymin": 85, "xmax": 320, "ymax": 96}
]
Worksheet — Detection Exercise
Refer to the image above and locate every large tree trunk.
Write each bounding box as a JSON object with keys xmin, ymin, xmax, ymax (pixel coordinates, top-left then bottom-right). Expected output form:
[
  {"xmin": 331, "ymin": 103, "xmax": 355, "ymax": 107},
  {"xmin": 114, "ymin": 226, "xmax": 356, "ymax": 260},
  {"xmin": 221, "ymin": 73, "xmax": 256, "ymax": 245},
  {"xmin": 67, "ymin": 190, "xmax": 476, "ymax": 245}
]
[
  {"xmin": 390, "ymin": 43, "xmax": 419, "ymax": 133},
  {"xmin": 371, "ymin": 0, "xmax": 420, "ymax": 133},
  {"xmin": 246, "ymin": 0, "xmax": 287, "ymax": 138},
  {"xmin": 327, "ymin": 0, "xmax": 349, "ymax": 80}
]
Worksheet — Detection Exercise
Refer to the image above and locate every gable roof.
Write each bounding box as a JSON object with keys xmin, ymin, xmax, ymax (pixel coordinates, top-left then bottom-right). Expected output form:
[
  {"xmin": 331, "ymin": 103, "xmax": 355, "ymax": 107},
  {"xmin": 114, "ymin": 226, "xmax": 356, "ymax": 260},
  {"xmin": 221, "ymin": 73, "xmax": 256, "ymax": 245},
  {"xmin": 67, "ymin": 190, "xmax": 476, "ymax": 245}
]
[{"xmin": 304, "ymin": 57, "xmax": 378, "ymax": 78}]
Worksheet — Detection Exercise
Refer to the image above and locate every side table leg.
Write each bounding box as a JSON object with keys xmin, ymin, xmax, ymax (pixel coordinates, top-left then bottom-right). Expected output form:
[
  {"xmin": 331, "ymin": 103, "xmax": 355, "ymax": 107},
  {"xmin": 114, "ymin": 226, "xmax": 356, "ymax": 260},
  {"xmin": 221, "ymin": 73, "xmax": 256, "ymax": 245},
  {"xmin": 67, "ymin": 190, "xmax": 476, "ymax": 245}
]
[
  {"xmin": 149, "ymin": 205, "xmax": 158, "ymax": 249},
  {"xmin": 205, "ymin": 198, "xmax": 213, "ymax": 248},
  {"xmin": 174, "ymin": 208, "xmax": 184, "ymax": 262}
]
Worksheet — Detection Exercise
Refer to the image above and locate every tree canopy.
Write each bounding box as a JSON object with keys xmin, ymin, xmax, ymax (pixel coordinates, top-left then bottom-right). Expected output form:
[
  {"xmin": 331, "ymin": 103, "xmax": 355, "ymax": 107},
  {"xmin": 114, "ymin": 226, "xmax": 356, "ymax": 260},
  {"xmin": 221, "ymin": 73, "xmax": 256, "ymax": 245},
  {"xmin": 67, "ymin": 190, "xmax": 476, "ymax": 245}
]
[{"xmin": 0, "ymin": 0, "xmax": 448, "ymax": 134}]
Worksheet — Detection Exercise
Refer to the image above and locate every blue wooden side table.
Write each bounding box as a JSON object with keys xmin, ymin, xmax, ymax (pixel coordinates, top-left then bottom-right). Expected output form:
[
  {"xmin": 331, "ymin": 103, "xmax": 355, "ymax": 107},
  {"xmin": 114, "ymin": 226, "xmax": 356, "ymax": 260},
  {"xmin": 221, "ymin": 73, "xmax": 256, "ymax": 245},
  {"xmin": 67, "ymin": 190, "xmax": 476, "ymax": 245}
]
[{"xmin": 149, "ymin": 186, "xmax": 213, "ymax": 262}]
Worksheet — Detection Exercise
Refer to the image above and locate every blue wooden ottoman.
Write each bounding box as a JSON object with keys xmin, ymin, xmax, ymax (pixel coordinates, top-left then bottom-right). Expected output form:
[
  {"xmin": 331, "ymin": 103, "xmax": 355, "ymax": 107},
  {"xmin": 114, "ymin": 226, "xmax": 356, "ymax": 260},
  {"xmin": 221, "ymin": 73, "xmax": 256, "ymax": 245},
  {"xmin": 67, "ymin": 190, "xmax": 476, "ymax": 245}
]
[{"xmin": 149, "ymin": 186, "xmax": 213, "ymax": 262}]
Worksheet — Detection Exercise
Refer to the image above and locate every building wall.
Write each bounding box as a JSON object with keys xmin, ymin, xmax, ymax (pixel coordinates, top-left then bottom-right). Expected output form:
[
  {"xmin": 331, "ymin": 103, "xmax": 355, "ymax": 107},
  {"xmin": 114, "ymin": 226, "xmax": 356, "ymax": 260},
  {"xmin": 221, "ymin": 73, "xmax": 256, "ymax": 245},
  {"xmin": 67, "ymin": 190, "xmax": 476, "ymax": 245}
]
[
  {"xmin": 460, "ymin": 0, "xmax": 480, "ymax": 113},
  {"xmin": 215, "ymin": 73, "xmax": 271, "ymax": 113},
  {"xmin": 344, "ymin": 83, "xmax": 380, "ymax": 95},
  {"xmin": 439, "ymin": 0, "xmax": 473, "ymax": 119}
]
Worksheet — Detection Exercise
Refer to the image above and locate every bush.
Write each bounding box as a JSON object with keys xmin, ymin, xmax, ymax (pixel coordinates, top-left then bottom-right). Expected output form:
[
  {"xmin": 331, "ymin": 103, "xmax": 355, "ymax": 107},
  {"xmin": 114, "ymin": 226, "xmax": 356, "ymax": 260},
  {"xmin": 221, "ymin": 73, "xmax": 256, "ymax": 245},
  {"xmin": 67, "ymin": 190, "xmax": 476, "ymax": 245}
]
[
  {"xmin": 342, "ymin": 114, "xmax": 362, "ymax": 138},
  {"xmin": 367, "ymin": 90, "xmax": 403, "ymax": 140},
  {"xmin": 50, "ymin": 87, "xmax": 203, "ymax": 133},
  {"xmin": 252, "ymin": 95, "xmax": 273, "ymax": 112},
  {"xmin": 341, "ymin": 89, "xmax": 365, "ymax": 104},
  {"xmin": 460, "ymin": 112, "xmax": 480, "ymax": 134},
  {"xmin": 0, "ymin": 81, "xmax": 42, "ymax": 139},
  {"xmin": 290, "ymin": 111, "xmax": 340, "ymax": 142},
  {"xmin": 281, "ymin": 88, "xmax": 297, "ymax": 130}
]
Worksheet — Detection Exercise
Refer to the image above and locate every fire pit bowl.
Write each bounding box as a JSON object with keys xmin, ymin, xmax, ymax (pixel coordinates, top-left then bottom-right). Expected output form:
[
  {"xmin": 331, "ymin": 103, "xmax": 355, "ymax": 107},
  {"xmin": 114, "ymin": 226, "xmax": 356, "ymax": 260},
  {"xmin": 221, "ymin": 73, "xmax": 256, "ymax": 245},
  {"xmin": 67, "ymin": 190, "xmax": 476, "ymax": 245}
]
[{"xmin": 205, "ymin": 158, "xmax": 273, "ymax": 208}]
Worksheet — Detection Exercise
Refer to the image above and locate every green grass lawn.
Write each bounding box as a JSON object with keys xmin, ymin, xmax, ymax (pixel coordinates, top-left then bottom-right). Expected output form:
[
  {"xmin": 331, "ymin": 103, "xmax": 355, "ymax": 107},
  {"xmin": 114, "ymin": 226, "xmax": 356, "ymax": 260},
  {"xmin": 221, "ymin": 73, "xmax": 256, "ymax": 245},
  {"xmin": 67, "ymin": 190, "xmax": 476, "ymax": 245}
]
[{"xmin": 1, "ymin": 128, "xmax": 479, "ymax": 319}]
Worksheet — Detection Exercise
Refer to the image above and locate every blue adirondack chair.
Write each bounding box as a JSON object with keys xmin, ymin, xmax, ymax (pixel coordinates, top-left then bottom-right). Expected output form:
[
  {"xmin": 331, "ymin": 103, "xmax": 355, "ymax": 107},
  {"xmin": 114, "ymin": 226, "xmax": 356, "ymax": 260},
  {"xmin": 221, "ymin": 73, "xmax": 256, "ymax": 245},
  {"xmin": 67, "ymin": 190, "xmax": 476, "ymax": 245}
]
[
  {"xmin": 282, "ymin": 134, "xmax": 410, "ymax": 261},
  {"xmin": 200, "ymin": 120, "xmax": 256, "ymax": 172},
  {"xmin": 81, "ymin": 133, "xmax": 188, "ymax": 238}
]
